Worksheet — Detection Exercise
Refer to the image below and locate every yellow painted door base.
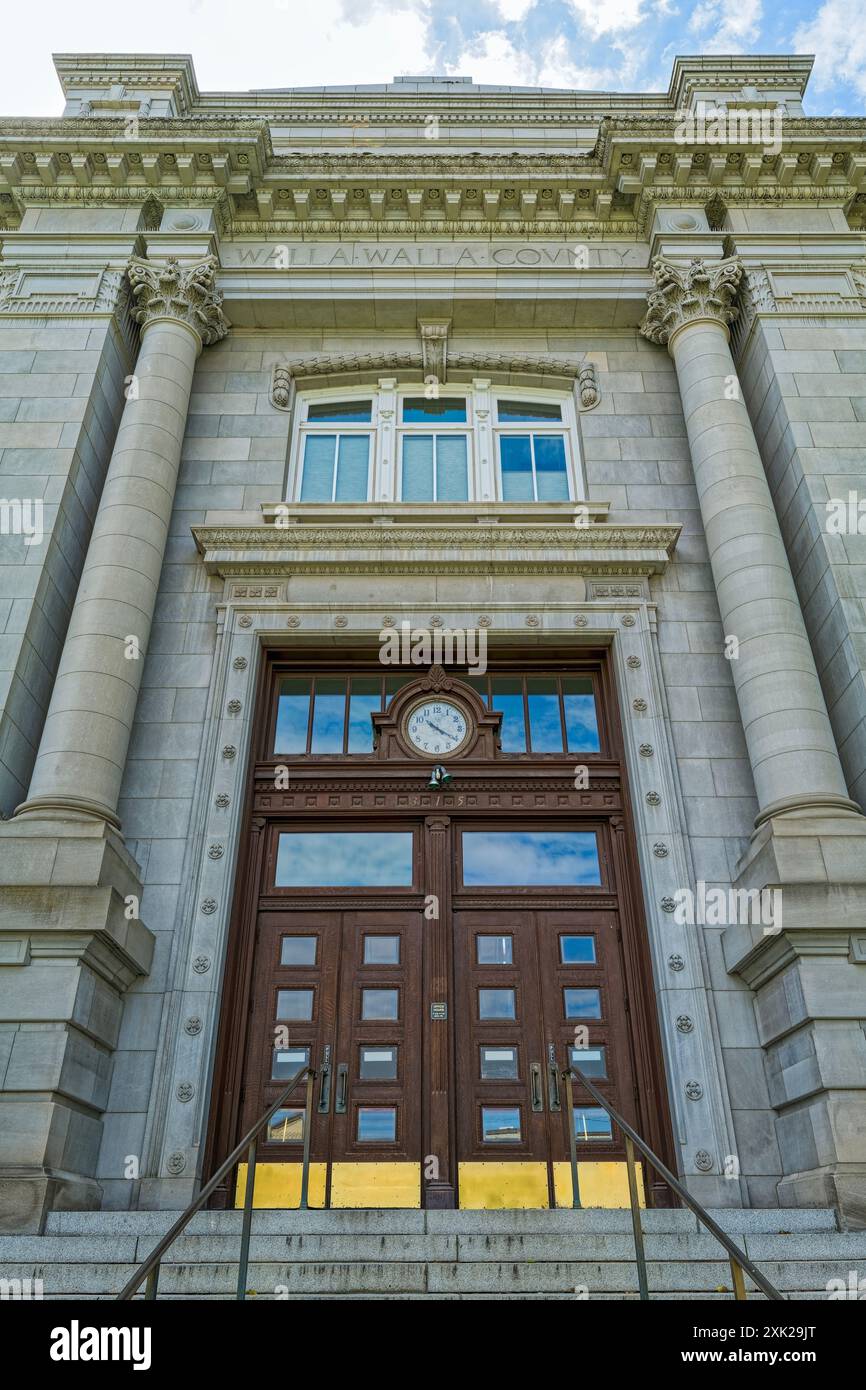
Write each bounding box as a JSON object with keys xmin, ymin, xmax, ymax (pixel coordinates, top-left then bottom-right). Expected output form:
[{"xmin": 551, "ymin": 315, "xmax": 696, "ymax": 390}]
[
  {"xmin": 234, "ymin": 1160, "xmax": 643, "ymax": 1210},
  {"xmin": 234, "ymin": 1161, "xmax": 419, "ymax": 1209},
  {"xmin": 330, "ymin": 1162, "xmax": 420, "ymax": 1208},
  {"xmin": 552, "ymin": 1160, "xmax": 645, "ymax": 1209},
  {"xmin": 458, "ymin": 1162, "xmax": 549, "ymax": 1209},
  {"xmin": 235, "ymin": 1161, "xmax": 328, "ymax": 1209},
  {"xmin": 457, "ymin": 1161, "xmax": 646, "ymax": 1209}
]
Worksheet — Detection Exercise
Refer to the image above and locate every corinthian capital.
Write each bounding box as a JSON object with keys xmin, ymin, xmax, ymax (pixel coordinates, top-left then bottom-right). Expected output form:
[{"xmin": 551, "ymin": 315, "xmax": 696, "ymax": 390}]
[
  {"xmin": 640, "ymin": 256, "xmax": 743, "ymax": 347},
  {"xmin": 126, "ymin": 255, "xmax": 230, "ymax": 347}
]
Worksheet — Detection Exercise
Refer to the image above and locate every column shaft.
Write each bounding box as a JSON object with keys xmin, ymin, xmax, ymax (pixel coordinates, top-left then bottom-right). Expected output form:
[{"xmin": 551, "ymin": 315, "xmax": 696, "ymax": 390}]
[
  {"xmin": 17, "ymin": 256, "xmax": 228, "ymax": 826},
  {"xmin": 643, "ymin": 258, "xmax": 855, "ymax": 822}
]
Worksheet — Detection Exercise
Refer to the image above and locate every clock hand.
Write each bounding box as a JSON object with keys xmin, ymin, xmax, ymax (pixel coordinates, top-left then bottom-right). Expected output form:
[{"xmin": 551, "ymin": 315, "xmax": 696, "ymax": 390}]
[{"xmin": 425, "ymin": 719, "xmax": 451, "ymax": 738}]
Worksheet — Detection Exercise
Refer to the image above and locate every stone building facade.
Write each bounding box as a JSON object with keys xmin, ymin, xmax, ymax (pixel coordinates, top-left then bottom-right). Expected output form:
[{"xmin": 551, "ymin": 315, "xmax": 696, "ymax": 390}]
[{"xmin": 1, "ymin": 51, "xmax": 865, "ymax": 1234}]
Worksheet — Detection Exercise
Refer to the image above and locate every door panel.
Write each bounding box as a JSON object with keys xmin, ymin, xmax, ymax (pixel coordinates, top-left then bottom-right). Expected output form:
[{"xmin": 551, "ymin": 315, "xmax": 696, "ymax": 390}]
[
  {"xmin": 455, "ymin": 910, "xmax": 550, "ymax": 1166},
  {"xmin": 333, "ymin": 910, "xmax": 422, "ymax": 1166},
  {"xmin": 454, "ymin": 901, "xmax": 638, "ymax": 1208},
  {"xmin": 239, "ymin": 905, "xmax": 422, "ymax": 1207}
]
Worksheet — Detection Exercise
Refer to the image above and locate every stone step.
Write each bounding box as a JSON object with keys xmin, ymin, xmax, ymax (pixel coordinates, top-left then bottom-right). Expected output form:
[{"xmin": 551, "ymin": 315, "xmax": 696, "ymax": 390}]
[
  {"xmin": 18, "ymin": 1206, "xmax": 851, "ymax": 1300},
  {"xmin": 0, "ymin": 1257, "xmax": 858, "ymax": 1296},
  {"xmin": 43, "ymin": 1206, "xmax": 839, "ymax": 1237},
  {"xmin": 7, "ymin": 1229, "xmax": 865, "ymax": 1265}
]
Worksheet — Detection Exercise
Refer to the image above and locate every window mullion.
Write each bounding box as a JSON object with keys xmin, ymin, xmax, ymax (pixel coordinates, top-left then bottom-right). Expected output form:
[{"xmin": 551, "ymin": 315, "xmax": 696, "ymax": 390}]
[{"xmin": 377, "ymin": 377, "xmax": 397, "ymax": 501}]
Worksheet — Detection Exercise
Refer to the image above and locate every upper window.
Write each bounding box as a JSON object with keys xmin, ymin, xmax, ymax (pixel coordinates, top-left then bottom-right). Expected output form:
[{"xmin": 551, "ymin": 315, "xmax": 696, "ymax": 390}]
[{"xmin": 290, "ymin": 386, "xmax": 582, "ymax": 504}]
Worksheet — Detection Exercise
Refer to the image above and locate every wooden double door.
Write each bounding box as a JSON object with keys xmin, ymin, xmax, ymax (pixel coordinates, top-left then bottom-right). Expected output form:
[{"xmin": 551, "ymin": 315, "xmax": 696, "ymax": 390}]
[{"xmin": 234, "ymin": 815, "xmax": 644, "ymax": 1209}]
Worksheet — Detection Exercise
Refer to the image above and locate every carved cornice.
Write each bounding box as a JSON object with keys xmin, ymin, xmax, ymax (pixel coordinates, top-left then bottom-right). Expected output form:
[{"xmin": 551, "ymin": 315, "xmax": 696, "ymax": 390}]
[
  {"xmin": 269, "ymin": 351, "xmax": 600, "ymax": 407},
  {"xmin": 638, "ymin": 185, "xmax": 866, "ymax": 239},
  {"xmin": 196, "ymin": 524, "xmax": 678, "ymax": 549},
  {"xmin": 640, "ymin": 255, "xmax": 743, "ymax": 347},
  {"xmin": 126, "ymin": 254, "xmax": 229, "ymax": 346},
  {"xmin": 231, "ymin": 219, "xmax": 633, "ymax": 237},
  {"xmin": 192, "ymin": 521, "xmax": 680, "ymax": 580}
]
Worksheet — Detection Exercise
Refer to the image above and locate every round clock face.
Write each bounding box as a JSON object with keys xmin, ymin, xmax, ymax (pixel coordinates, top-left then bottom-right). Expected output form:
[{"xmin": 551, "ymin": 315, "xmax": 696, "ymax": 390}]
[{"xmin": 405, "ymin": 699, "xmax": 470, "ymax": 757}]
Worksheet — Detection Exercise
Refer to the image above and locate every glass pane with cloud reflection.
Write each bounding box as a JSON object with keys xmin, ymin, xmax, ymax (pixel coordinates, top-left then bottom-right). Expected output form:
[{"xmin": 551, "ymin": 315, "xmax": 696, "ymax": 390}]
[
  {"xmin": 276, "ymin": 831, "xmax": 414, "ymax": 886},
  {"xmin": 563, "ymin": 677, "xmax": 600, "ymax": 752},
  {"xmin": 462, "ymin": 830, "xmax": 600, "ymax": 886},
  {"xmin": 274, "ymin": 677, "xmax": 311, "ymax": 753},
  {"xmin": 526, "ymin": 676, "xmax": 563, "ymax": 751},
  {"xmin": 310, "ymin": 677, "xmax": 346, "ymax": 753}
]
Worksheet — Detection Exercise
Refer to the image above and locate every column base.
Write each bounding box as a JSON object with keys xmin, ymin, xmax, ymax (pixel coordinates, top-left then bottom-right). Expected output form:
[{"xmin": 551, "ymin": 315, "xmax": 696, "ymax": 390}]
[
  {"xmin": 0, "ymin": 813, "xmax": 154, "ymax": 1233},
  {"xmin": 778, "ymin": 1166, "xmax": 866, "ymax": 1231},
  {"xmin": 0, "ymin": 1173, "xmax": 103, "ymax": 1235},
  {"xmin": 724, "ymin": 807, "xmax": 866, "ymax": 1230},
  {"xmin": 13, "ymin": 794, "xmax": 122, "ymax": 831}
]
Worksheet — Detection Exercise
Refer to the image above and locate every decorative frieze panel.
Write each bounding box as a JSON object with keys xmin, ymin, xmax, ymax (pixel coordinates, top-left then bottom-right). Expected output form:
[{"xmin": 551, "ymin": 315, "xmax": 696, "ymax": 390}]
[
  {"xmin": 730, "ymin": 263, "xmax": 866, "ymax": 355},
  {"xmin": 0, "ymin": 265, "xmax": 126, "ymax": 315}
]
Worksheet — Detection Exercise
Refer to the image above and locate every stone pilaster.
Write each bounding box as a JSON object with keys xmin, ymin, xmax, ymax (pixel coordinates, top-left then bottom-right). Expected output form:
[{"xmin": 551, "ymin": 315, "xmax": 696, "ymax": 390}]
[
  {"xmin": 0, "ymin": 256, "xmax": 228, "ymax": 1232},
  {"xmin": 642, "ymin": 258, "xmax": 866, "ymax": 1227}
]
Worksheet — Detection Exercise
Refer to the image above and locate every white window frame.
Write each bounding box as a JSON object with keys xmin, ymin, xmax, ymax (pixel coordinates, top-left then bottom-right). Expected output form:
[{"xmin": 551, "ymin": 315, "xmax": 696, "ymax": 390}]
[
  {"xmin": 492, "ymin": 390, "xmax": 578, "ymax": 503},
  {"xmin": 397, "ymin": 390, "xmax": 474, "ymax": 502},
  {"xmin": 288, "ymin": 382, "xmax": 584, "ymax": 504},
  {"xmin": 292, "ymin": 386, "xmax": 378, "ymax": 503}
]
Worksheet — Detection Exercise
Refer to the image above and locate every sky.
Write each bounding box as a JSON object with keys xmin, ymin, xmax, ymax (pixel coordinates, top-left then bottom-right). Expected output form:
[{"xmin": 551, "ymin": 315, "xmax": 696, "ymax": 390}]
[{"xmin": 0, "ymin": 0, "xmax": 863, "ymax": 117}]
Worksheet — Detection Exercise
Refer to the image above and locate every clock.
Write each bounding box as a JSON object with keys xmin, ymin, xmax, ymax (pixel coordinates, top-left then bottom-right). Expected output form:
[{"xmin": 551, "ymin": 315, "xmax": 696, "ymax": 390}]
[{"xmin": 404, "ymin": 698, "xmax": 471, "ymax": 757}]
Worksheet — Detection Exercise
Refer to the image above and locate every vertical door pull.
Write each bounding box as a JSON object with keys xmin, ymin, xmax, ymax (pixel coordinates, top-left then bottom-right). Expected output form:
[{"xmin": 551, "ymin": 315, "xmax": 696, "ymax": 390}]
[
  {"xmin": 548, "ymin": 1059, "xmax": 562, "ymax": 1112},
  {"xmin": 530, "ymin": 1062, "xmax": 544, "ymax": 1112},
  {"xmin": 317, "ymin": 1052, "xmax": 332, "ymax": 1114},
  {"xmin": 335, "ymin": 1063, "xmax": 349, "ymax": 1114}
]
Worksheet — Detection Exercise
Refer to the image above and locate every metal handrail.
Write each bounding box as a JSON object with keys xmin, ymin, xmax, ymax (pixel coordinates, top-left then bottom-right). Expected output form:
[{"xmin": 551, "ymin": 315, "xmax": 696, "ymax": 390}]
[
  {"xmin": 562, "ymin": 1066, "xmax": 784, "ymax": 1302},
  {"xmin": 116, "ymin": 1063, "xmax": 316, "ymax": 1301}
]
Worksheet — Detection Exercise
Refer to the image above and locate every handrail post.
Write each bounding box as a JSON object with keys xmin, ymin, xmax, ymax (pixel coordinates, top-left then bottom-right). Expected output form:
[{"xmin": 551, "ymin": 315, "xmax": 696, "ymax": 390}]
[
  {"xmin": 236, "ymin": 1137, "xmax": 258, "ymax": 1301},
  {"xmin": 115, "ymin": 1059, "xmax": 313, "ymax": 1302},
  {"xmin": 730, "ymin": 1257, "xmax": 748, "ymax": 1301},
  {"xmin": 562, "ymin": 1069, "xmax": 582, "ymax": 1209},
  {"xmin": 624, "ymin": 1135, "xmax": 649, "ymax": 1302},
  {"xmin": 299, "ymin": 1068, "xmax": 316, "ymax": 1211},
  {"xmin": 563, "ymin": 1064, "xmax": 784, "ymax": 1302},
  {"xmin": 144, "ymin": 1265, "xmax": 160, "ymax": 1301}
]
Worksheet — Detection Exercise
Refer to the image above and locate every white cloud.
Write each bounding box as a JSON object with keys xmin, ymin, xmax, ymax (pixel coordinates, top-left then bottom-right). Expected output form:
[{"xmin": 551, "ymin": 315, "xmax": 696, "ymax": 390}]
[
  {"xmin": 687, "ymin": 0, "xmax": 763, "ymax": 52},
  {"xmin": 447, "ymin": 29, "xmax": 633, "ymax": 89},
  {"xmin": 566, "ymin": 0, "xmax": 647, "ymax": 38},
  {"xmin": 794, "ymin": 0, "xmax": 866, "ymax": 100},
  {"xmin": 495, "ymin": 0, "xmax": 537, "ymax": 20},
  {"xmin": 0, "ymin": 0, "xmax": 440, "ymax": 116}
]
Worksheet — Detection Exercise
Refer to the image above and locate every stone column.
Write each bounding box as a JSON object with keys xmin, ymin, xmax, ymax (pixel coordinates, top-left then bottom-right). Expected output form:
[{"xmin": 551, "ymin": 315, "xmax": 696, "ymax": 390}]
[
  {"xmin": 17, "ymin": 255, "xmax": 229, "ymax": 828},
  {"xmin": 0, "ymin": 256, "xmax": 228, "ymax": 1232},
  {"xmin": 642, "ymin": 258, "xmax": 866, "ymax": 1227},
  {"xmin": 641, "ymin": 256, "xmax": 856, "ymax": 826}
]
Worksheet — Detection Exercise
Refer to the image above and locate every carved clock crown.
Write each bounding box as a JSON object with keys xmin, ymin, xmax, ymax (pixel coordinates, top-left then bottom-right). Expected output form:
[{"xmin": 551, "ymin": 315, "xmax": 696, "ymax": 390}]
[{"xmin": 371, "ymin": 665, "xmax": 502, "ymax": 760}]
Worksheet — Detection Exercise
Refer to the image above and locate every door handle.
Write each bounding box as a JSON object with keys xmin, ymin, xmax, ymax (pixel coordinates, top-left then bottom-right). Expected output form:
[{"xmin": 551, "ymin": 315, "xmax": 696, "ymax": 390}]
[
  {"xmin": 317, "ymin": 1058, "xmax": 332, "ymax": 1114},
  {"xmin": 530, "ymin": 1062, "xmax": 544, "ymax": 1112},
  {"xmin": 335, "ymin": 1062, "xmax": 348, "ymax": 1115},
  {"xmin": 548, "ymin": 1059, "xmax": 562, "ymax": 1113}
]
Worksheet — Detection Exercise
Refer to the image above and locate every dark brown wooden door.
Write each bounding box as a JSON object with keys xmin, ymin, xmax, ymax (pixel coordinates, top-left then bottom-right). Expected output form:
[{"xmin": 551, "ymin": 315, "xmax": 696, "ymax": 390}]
[
  {"xmin": 242, "ymin": 905, "xmax": 423, "ymax": 1187},
  {"xmin": 454, "ymin": 903, "xmax": 637, "ymax": 1202}
]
